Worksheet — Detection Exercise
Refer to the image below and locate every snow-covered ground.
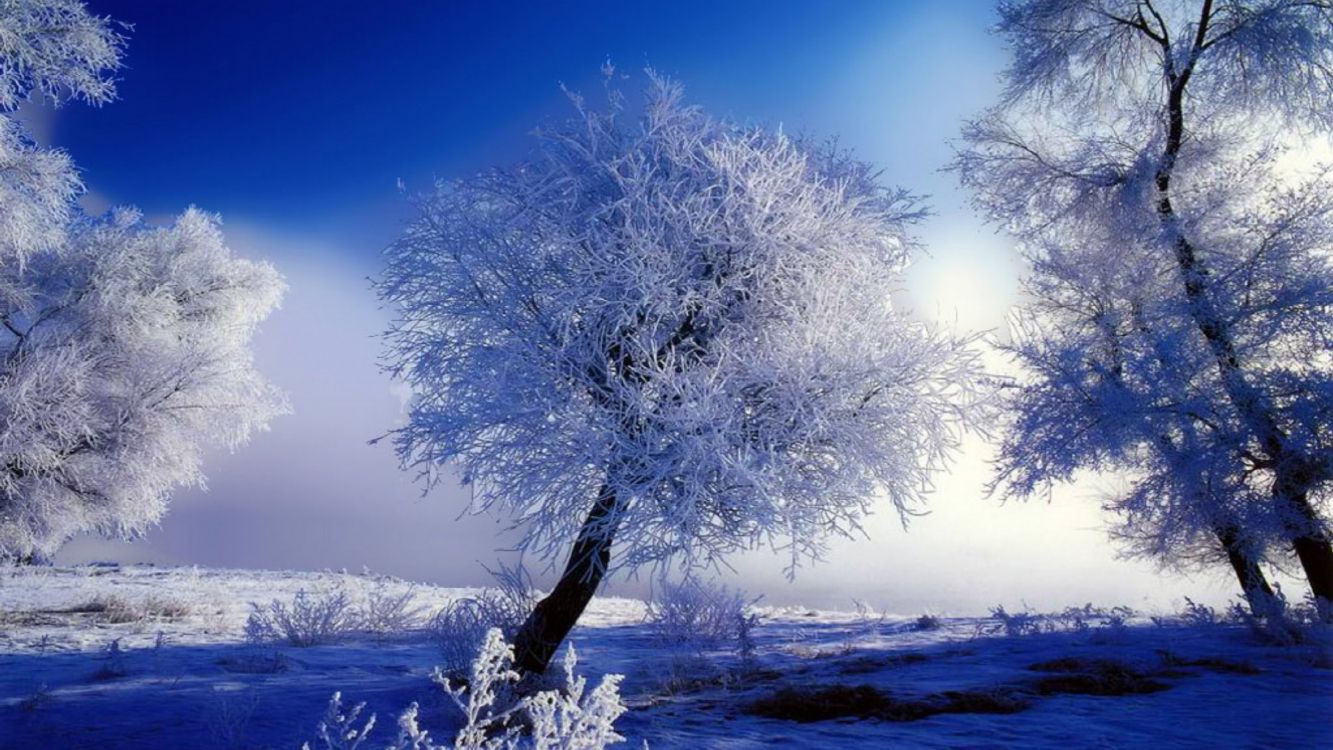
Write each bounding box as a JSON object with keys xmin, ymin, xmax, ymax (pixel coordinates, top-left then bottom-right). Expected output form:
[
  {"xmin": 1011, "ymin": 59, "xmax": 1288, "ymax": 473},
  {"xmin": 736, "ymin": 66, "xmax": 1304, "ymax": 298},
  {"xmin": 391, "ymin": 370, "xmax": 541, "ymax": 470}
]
[{"xmin": 1, "ymin": 565, "xmax": 1329, "ymax": 749}]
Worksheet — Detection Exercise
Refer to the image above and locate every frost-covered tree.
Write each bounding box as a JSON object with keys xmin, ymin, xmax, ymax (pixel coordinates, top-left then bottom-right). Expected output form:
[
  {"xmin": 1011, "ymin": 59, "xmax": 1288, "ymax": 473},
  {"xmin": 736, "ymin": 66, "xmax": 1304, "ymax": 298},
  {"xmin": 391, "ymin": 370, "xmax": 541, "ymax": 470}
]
[
  {"xmin": 0, "ymin": 0, "xmax": 286, "ymax": 560},
  {"xmin": 0, "ymin": 0, "xmax": 124, "ymax": 111},
  {"xmin": 379, "ymin": 72, "xmax": 983, "ymax": 673},
  {"xmin": 956, "ymin": 0, "xmax": 1333, "ymax": 611},
  {"xmin": 0, "ymin": 0, "xmax": 122, "ymax": 269}
]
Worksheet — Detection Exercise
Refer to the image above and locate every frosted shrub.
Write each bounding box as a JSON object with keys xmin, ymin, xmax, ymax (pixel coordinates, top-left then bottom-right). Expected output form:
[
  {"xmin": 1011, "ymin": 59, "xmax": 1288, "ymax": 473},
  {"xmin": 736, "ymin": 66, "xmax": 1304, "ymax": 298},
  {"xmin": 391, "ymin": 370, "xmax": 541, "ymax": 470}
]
[
  {"xmin": 983, "ymin": 605, "xmax": 1043, "ymax": 638},
  {"xmin": 359, "ymin": 578, "xmax": 427, "ymax": 636},
  {"xmin": 79, "ymin": 594, "xmax": 140, "ymax": 624},
  {"xmin": 247, "ymin": 576, "xmax": 431, "ymax": 646},
  {"xmin": 246, "ymin": 588, "xmax": 360, "ymax": 647},
  {"xmin": 1054, "ymin": 604, "xmax": 1134, "ymax": 633},
  {"xmin": 1178, "ymin": 598, "xmax": 1220, "ymax": 627},
  {"xmin": 432, "ymin": 597, "xmax": 503, "ymax": 678},
  {"xmin": 520, "ymin": 644, "xmax": 627, "ymax": 750},
  {"xmin": 305, "ymin": 692, "xmax": 376, "ymax": 750},
  {"xmin": 304, "ymin": 629, "xmax": 628, "ymax": 750},
  {"xmin": 979, "ymin": 603, "xmax": 1136, "ymax": 637},
  {"xmin": 431, "ymin": 566, "xmax": 536, "ymax": 676},
  {"xmin": 646, "ymin": 579, "xmax": 757, "ymax": 652}
]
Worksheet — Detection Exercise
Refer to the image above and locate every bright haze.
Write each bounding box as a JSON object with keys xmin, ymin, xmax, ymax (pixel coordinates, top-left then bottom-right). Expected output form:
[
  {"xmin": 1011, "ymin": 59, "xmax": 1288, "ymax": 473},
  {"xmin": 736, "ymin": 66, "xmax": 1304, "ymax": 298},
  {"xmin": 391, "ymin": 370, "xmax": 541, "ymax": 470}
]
[{"xmin": 49, "ymin": 0, "xmax": 1240, "ymax": 613}]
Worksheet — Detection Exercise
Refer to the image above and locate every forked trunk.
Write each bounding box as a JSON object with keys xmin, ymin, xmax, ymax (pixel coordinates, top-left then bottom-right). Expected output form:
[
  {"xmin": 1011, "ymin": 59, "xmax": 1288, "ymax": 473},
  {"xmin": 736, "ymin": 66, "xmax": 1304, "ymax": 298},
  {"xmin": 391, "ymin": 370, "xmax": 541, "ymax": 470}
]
[{"xmin": 513, "ymin": 483, "xmax": 620, "ymax": 675}]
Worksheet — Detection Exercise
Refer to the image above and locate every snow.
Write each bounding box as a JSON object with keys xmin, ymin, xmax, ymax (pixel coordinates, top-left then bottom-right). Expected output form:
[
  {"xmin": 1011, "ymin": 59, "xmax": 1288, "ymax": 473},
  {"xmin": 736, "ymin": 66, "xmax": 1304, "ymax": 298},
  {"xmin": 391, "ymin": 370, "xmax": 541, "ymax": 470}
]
[{"xmin": 2, "ymin": 565, "xmax": 1329, "ymax": 748}]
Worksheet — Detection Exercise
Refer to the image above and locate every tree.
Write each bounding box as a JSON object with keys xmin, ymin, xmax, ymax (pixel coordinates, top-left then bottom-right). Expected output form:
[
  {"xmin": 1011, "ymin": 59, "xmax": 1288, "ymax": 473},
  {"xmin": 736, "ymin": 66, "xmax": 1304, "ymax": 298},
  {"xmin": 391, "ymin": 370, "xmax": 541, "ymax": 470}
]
[
  {"xmin": 956, "ymin": 0, "xmax": 1333, "ymax": 612},
  {"xmin": 0, "ymin": 0, "xmax": 124, "ymax": 112},
  {"xmin": 0, "ymin": 0, "xmax": 287, "ymax": 560},
  {"xmin": 0, "ymin": 0, "xmax": 123, "ymax": 269},
  {"xmin": 379, "ymin": 72, "xmax": 984, "ymax": 674}
]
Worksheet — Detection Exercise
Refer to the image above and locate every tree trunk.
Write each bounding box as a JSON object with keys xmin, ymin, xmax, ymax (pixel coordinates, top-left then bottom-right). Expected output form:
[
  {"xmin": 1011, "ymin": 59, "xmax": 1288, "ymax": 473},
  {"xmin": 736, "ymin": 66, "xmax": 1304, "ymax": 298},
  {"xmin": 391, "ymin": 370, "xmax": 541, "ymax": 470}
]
[
  {"xmin": 1152, "ymin": 36, "xmax": 1333, "ymax": 610},
  {"xmin": 1279, "ymin": 484, "xmax": 1333, "ymax": 615},
  {"xmin": 1215, "ymin": 525, "xmax": 1276, "ymax": 615},
  {"xmin": 512, "ymin": 482, "xmax": 621, "ymax": 675}
]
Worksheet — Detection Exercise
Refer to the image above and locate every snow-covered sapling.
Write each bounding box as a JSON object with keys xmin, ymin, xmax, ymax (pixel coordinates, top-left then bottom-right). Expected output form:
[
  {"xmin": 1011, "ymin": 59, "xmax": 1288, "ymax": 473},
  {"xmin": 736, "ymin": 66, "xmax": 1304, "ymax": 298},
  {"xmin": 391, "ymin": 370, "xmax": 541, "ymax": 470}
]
[
  {"xmin": 379, "ymin": 70, "xmax": 984, "ymax": 674},
  {"xmin": 956, "ymin": 0, "xmax": 1333, "ymax": 614}
]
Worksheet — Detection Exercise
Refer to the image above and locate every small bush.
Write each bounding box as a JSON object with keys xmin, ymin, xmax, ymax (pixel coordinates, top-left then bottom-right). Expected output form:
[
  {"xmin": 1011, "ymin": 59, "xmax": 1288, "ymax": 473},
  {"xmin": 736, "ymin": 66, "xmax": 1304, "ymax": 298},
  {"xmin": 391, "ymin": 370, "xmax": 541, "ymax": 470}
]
[
  {"xmin": 303, "ymin": 629, "xmax": 628, "ymax": 750},
  {"xmin": 1178, "ymin": 597, "xmax": 1220, "ymax": 627},
  {"xmin": 217, "ymin": 649, "xmax": 290, "ymax": 674},
  {"xmin": 646, "ymin": 579, "xmax": 759, "ymax": 653},
  {"xmin": 246, "ymin": 588, "xmax": 360, "ymax": 647},
  {"xmin": 17, "ymin": 682, "xmax": 51, "ymax": 713},
  {"xmin": 978, "ymin": 603, "xmax": 1135, "ymax": 638},
  {"xmin": 91, "ymin": 639, "xmax": 127, "ymax": 680},
  {"xmin": 68, "ymin": 594, "xmax": 140, "ymax": 623},
  {"xmin": 245, "ymin": 573, "xmax": 434, "ymax": 647},
  {"xmin": 208, "ymin": 687, "xmax": 261, "ymax": 750},
  {"xmin": 429, "ymin": 563, "xmax": 535, "ymax": 677},
  {"xmin": 1027, "ymin": 658, "xmax": 1170, "ymax": 696},
  {"xmin": 359, "ymin": 577, "xmax": 427, "ymax": 636},
  {"xmin": 63, "ymin": 593, "xmax": 189, "ymax": 625},
  {"xmin": 985, "ymin": 605, "xmax": 1043, "ymax": 637},
  {"xmin": 141, "ymin": 595, "xmax": 191, "ymax": 620}
]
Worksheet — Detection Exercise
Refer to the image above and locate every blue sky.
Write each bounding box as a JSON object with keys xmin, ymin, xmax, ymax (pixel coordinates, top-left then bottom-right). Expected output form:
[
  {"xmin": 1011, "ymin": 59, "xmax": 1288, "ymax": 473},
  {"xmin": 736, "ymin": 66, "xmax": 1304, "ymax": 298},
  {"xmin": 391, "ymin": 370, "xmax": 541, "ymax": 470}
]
[
  {"xmin": 64, "ymin": 0, "xmax": 999, "ymax": 249},
  {"xmin": 46, "ymin": 1, "xmax": 1243, "ymax": 613}
]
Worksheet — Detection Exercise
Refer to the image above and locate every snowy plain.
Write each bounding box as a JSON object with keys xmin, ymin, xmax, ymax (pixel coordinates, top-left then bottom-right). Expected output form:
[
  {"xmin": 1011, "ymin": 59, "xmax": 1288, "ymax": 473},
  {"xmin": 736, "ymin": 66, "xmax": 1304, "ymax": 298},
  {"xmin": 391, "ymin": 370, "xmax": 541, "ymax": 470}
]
[{"xmin": 0, "ymin": 565, "xmax": 1329, "ymax": 749}]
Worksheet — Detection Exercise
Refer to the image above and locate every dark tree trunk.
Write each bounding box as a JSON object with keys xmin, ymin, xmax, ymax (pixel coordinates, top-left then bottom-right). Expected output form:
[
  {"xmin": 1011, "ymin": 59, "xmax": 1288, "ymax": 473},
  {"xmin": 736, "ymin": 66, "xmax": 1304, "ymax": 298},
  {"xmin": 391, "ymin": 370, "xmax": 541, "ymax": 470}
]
[
  {"xmin": 1215, "ymin": 525, "xmax": 1275, "ymax": 615},
  {"xmin": 1280, "ymin": 485, "xmax": 1333, "ymax": 615},
  {"xmin": 512, "ymin": 482, "xmax": 621, "ymax": 675}
]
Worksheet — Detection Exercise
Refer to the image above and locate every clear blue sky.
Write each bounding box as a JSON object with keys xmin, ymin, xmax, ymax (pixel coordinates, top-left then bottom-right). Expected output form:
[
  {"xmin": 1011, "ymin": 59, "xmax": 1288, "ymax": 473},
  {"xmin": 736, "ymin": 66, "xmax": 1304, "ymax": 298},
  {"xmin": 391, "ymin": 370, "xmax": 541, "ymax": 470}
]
[
  {"xmin": 50, "ymin": 0, "xmax": 1240, "ymax": 613},
  {"xmin": 67, "ymin": 0, "xmax": 998, "ymax": 247}
]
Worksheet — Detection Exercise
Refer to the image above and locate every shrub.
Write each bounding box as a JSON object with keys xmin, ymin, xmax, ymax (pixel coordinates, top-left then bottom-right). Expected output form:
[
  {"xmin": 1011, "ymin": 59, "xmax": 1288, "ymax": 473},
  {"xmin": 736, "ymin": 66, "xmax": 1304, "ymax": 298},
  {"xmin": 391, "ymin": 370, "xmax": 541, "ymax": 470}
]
[
  {"xmin": 246, "ymin": 575, "xmax": 430, "ymax": 646},
  {"xmin": 359, "ymin": 577, "xmax": 427, "ymax": 636},
  {"xmin": 92, "ymin": 638, "xmax": 127, "ymax": 680},
  {"xmin": 984, "ymin": 605, "xmax": 1043, "ymax": 637},
  {"xmin": 303, "ymin": 629, "xmax": 628, "ymax": 750},
  {"xmin": 977, "ymin": 603, "xmax": 1136, "ymax": 638},
  {"xmin": 429, "ymin": 565, "xmax": 535, "ymax": 677},
  {"xmin": 69, "ymin": 593, "xmax": 189, "ymax": 625},
  {"xmin": 646, "ymin": 579, "xmax": 758, "ymax": 653},
  {"xmin": 246, "ymin": 588, "xmax": 360, "ymax": 647},
  {"xmin": 140, "ymin": 595, "xmax": 191, "ymax": 620},
  {"xmin": 65, "ymin": 594, "xmax": 140, "ymax": 623},
  {"xmin": 1178, "ymin": 597, "xmax": 1220, "ymax": 627}
]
